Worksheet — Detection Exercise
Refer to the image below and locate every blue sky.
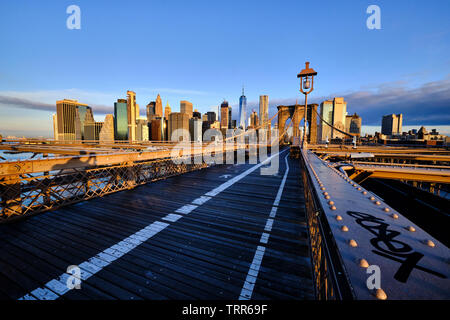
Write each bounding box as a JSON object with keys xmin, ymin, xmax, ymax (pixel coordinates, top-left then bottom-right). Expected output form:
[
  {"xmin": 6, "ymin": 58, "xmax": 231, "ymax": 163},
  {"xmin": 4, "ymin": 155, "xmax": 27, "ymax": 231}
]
[{"xmin": 0, "ymin": 0, "xmax": 449, "ymax": 137}]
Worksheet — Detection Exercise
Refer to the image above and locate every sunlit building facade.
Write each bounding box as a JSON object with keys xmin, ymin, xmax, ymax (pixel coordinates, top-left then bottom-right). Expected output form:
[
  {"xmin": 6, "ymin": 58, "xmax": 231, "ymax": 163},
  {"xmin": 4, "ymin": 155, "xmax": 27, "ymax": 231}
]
[
  {"xmin": 180, "ymin": 100, "xmax": 193, "ymax": 118},
  {"xmin": 127, "ymin": 91, "xmax": 137, "ymax": 142},
  {"xmin": 382, "ymin": 113, "xmax": 403, "ymax": 136},
  {"xmin": 345, "ymin": 113, "xmax": 362, "ymax": 137},
  {"xmin": 259, "ymin": 95, "xmax": 269, "ymax": 130},
  {"xmin": 55, "ymin": 99, "xmax": 93, "ymax": 141},
  {"xmin": 114, "ymin": 99, "xmax": 128, "ymax": 140},
  {"xmin": 168, "ymin": 112, "xmax": 190, "ymax": 142},
  {"xmin": 220, "ymin": 100, "xmax": 229, "ymax": 129}
]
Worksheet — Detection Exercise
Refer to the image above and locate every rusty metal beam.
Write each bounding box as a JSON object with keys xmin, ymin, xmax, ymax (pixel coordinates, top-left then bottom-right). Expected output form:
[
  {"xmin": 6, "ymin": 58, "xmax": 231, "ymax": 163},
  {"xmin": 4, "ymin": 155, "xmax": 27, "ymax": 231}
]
[{"xmin": 0, "ymin": 144, "xmax": 259, "ymax": 176}]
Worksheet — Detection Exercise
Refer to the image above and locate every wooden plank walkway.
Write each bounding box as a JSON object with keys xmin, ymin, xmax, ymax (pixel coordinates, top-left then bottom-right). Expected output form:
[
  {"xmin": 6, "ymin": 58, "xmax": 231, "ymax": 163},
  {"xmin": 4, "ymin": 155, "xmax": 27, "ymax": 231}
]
[{"xmin": 0, "ymin": 150, "xmax": 314, "ymax": 300}]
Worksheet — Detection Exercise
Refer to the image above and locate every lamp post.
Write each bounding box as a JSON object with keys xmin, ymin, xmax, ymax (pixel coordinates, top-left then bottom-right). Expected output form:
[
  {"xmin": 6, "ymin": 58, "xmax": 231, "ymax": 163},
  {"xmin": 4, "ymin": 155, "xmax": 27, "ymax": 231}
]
[{"xmin": 297, "ymin": 62, "xmax": 317, "ymax": 149}]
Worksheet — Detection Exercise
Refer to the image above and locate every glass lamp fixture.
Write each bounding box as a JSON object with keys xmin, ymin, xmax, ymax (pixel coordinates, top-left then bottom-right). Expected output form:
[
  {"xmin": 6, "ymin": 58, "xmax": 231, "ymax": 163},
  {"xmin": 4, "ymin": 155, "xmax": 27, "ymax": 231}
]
[{"xmin": 303, "ymin": 76, "xmax": 310, "ymax": 90}]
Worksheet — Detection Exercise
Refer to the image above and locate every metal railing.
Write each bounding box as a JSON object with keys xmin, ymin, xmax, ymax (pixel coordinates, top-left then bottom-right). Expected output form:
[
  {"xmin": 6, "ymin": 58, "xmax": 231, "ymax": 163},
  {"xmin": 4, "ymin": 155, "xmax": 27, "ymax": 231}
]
[
  {"xmin": 297, "ymin": 147, "xmax": 354, "ymax": 300},
  {"xmin": 0, "ymin": 156, "xmax": 208, "ymax": 223}
]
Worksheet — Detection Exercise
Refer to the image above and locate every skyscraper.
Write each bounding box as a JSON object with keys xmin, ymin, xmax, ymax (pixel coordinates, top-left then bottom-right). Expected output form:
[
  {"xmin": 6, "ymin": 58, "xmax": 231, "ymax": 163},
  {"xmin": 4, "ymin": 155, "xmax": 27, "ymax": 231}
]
[
  {"xmin": 56, "ymin": 99, "xmax": 93, "ymax": 141},
  {"xmin": 164, "ymin": 102, "xmax": 171, "ymax": 119},
  {"xmin": 382, "ymin": 114, "xmax": 403, "ymax": 136},
  {"xmin": 239, "ymin": 87, "xmax": 247, "ymax": 130},
  {"xmin": 146, "ymin": 101, "xmax": 156, "ymax": 121},
  {"xmin": 318, "ymin": 100, "xmax": 333, "ymax": 142},
  {"xmin": 189, "ymin": 118, "xmax": 203, "ymax": 142},
  {"xmin": 155, "ymin": 94, "xmax": 163, "ymax": 118},
  {"xmin": 193, "ymin": 109, "xmax": 201, "ymax": 119},
  {"xmin": 250, "ymin": 110, "xmax": 259, "ymax": 128},
  {"xmin": 259, "ymin": 95, "xmax": 269, "ymax": 130},
  {"xmin": 84, "ymin": 120, "xmax": 103, "ymax": 141},
  {"xmin": 52, "ymin": 114, "xmax": 58, "ymax": 140},
  {"xmin": 220, "ymin": 100, "xmax": 229, "ymax": 129},
  {"xmin": 127, "ymin": 90, "xmax": 137, "ymax": 141},
  {"xmin": 136, "ymin": 119, "xmax": 149, "ymax": 141},
  {"xmin": 206, "ymin": 111, "xmax": 216, "ymax": 122},
  {"xmin": 168, "ymin": 112, "xmax": 190, "ymax": 142},
  {"xmin": 211, "ymin": 106, "xmax": 220, "ymax": 121},
  {"xmin": 100, "ymin": 114, "xmax": 115, "ymax": 142},
  {"xmin": 114, "ymin": 99, "xmax": 128, "ymax": 140},
  {"xmin": 180, "ymin": 100, "xmax": 193, "ymax": 118},
  {"xmin": 149, "ymin": 119, "xmax": 162, "ymax": 141},
  {"xmin": 332, "ymin": 97, "xmax": 347, "ymax": 139},
  {"xmin": 318, "ymin": 97, "xmax": 347, "ymax": 140},
  {"xmin": 345, "ymin": 113, "xmax": 362, "ymax": 137}
]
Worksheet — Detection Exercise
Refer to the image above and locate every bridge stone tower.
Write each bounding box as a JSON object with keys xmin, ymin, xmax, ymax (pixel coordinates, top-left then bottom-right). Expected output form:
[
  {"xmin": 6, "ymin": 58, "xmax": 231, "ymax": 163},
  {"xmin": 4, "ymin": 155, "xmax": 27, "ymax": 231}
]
[{"xmin": 277, "ymin": 104, "xmax": 318, "ymax": 144}]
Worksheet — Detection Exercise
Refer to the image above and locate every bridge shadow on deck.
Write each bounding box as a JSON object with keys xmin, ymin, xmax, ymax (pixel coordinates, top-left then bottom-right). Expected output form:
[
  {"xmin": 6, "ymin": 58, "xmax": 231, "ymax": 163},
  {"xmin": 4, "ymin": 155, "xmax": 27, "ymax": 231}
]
[{"xmin": 0, "ymin": 152, "xmax": 314, "ymax": 300}]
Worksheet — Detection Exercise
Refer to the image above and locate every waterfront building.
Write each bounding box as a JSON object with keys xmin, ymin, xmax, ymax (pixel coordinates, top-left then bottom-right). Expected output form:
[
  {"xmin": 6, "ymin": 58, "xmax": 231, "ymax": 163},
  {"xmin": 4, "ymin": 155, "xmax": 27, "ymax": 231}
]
[
  {"xmin": 250, "ymin": 110, "xmax": 259, "ymax": 127},
  {"xmin": 168, "ymin": 112, "xmax": 190, "ymax": 142},
  {"xmin": 259, "ymin": 95, "xmax": 269, "ymax": 130},
  {"xmin": 345, "ymin": 113, "xmax": 362, "ymax": 136},
  {"xmin": 382, "ymin": 113, "xmax": 403, "ymax": 136},
  {"xmin": 180, "ymin": 100, "xmax": 193, "ymax": 118},
  {"xmin": 206, "ymin": 111, "xmax": 216, "ymax": 122},
  {"xmin": 55, "ymin": 99, "xmax": 93, "ymax": 141},
  {"xmin": 136, "ymin": 119, "xmax": 149, "ymax": 141},
  {"xmin": 318, "ymin": 97, "xmax": 347, "ymax": 141},
  {"xmin": 318, "ymin": 100, "xmax": 333, "ymax": 142},
  {"xmin": 189, "ymin": 118, "xmax": 203, "ymax": 142},
  {"xmin": 155, "ymin": 94, "xmax": 163, "ymax": 118},
  {"xmin": 84, "ymin": 120, "xmax": 103, "ymax": 141},
  {"xmin": 164, "ymin": 102, "xmax": 171, "ymax": 119},
  {"xmin": 99, "ymin": 114, "xmax": 115, "ymax": 142},
  {"xmin": 220, "ymin": 100, "xmax": 229, "ymax": 129},
  {"xmin": 193, "ymin": 109, "xmax": 201, "ymax": 119},
  {"xmin": 114, "ymin": 99, "xmax": 128, "ymax": 140},
  {"xmin": 127, "ymin": 91, "xmax": 137, "ymax": 141},
  {"xmin": 146, "ymin": 101, "xmax": 156, "ymax": 121},
  {"xmin": 52, "ymin": 114, "xmax": 58, "ymax": 140}
]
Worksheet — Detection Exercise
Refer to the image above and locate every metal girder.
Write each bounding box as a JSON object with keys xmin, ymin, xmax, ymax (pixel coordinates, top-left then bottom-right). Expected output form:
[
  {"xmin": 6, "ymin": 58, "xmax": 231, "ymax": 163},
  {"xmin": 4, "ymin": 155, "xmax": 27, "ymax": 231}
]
[
  {"xmin": 309, "ymin": 145, "xmax": 450, "ymax": 155},
  {"xmin": 348, "ymin": 170, "xmax": 373, "ymax": 184},
  {"xmin": 315, "ymin": 152, "xmax": 450, "ymax": 162},
  {"xmin": 0, "ymin": 145, "xmax": 245, "ymax": 176},
  {"xmin": 350, "ymin": 163, "xmax": 450, "ymax": 184},
  {"xmin": 301, "ymin": 149, "xmax": 450, "ymax": 300}
]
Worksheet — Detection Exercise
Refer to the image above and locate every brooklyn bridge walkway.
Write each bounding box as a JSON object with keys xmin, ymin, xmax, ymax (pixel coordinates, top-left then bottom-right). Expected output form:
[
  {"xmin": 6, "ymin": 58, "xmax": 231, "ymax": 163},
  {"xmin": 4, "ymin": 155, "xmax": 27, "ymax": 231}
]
[{"xmin": 0, "ymin": 149, "xmax": 314, "ymax": 300}]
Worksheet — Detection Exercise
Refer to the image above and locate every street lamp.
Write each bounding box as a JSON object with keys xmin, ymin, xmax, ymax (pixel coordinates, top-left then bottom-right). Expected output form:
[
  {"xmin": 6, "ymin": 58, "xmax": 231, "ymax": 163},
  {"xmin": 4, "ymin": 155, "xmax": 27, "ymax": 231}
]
[{"xmin": 297, "ymin": 61, "xmax": 317, "ymax": 149}]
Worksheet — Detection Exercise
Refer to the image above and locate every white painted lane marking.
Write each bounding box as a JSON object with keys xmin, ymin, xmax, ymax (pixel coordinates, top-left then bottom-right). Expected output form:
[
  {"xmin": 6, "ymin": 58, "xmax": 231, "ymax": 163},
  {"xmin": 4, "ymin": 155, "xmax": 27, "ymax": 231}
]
[
  {"xmin": 18, "ymin": 294, "xmax": 37, "ymax": 300},
  {"xmin": 239, "ymin": 246, "xmax": 266, "ymax": 300},
  {"xmin": 239, "ymin": 154, "xmax": 290, "ymax": 300},
  {"xmin": 175, "ymin": 204, "xmax": 198, "ymax": 214},
  {"xmin": 192, "ymin": 195, "xmax": 212, "ymax": 205},
  {"xmin": 162, "ymin": 213, "xmax": 183, "ymax": 222},
  {"xmin": 20, "ymin": 221, "xmax": 170, "ymax": 300},
  {"xmin": 264, "ymin": 219, "xmax": 274, "ymax": 232},
  {"xmin": 260, "ymin": 233, "xmax": 270, "ymax": 244},
  {"xmin": 269, "ymin": 207, "xmax": 277, "ymax": 218},
  {"xmin": 20, "ymin": 149, "xmax": 286, "ymax": 300}
]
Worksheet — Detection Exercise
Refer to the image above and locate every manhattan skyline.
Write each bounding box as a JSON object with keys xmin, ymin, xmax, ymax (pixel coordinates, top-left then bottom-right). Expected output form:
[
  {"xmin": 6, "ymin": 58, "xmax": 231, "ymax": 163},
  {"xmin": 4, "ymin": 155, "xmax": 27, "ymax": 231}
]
[{"xmin": 0, "ymin": 0, "xmax": 449, "ymax": 137}]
